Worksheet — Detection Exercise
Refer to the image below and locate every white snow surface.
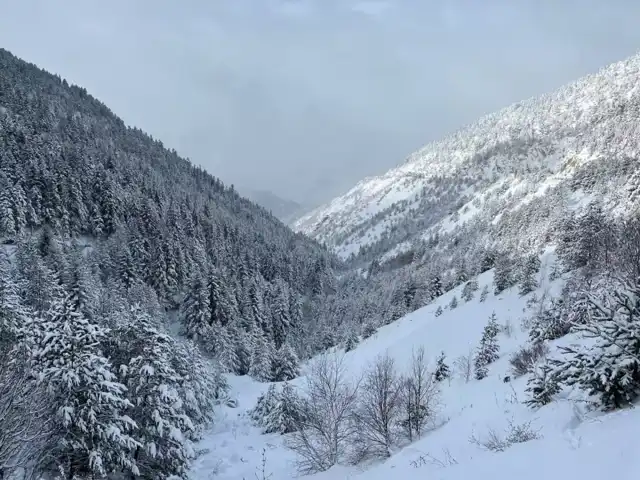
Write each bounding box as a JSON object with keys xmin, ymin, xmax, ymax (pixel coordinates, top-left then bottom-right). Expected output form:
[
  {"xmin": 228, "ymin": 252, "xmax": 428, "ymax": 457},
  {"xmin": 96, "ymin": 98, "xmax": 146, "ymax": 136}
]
[{"xmin": 190, "ymin": 267, "xmax": 640, "ymax": 479}]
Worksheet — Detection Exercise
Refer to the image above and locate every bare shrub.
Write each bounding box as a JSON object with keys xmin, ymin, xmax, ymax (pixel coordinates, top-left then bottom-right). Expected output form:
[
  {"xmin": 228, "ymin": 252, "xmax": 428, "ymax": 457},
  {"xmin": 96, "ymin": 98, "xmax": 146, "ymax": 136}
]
[
  {"xmin": 410, "ymin": 449, "xmax": 458, "ymax": 469},
  {"xmin": 469, "ymin": 419, "xmax": 541, "ymax": 453},
  {"xmin": 501, "ymin": 318, "xmax": 514, "ymax": 338},
  {"xmin": 0, "ymin": 357, "xmax": 56, "ymax": 479},
  {"xmin": 454, "ymin": 349, "xmax": 473, "ymax": 383},
  {"xmin": 509, "ymin": 342, "xmax": 549, "ymax": 377},
  {"xmin": 352, "ymin": 354, "xmax": 402, "ymax": 460},
  {"xmin": 398, "ymin": 347, "xmax": 440, "ymax": 442},
  {"xmin": 287, "ymin": 353, "xmax": 360, "ymax": 474}
]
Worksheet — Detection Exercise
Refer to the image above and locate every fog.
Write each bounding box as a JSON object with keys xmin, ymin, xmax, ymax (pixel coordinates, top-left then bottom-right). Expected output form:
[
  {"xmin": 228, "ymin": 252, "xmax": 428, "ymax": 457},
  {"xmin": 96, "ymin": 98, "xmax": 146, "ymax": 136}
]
[{"xmin": 2, "ymin": 0, "xmax": 640, "ymax": 206}]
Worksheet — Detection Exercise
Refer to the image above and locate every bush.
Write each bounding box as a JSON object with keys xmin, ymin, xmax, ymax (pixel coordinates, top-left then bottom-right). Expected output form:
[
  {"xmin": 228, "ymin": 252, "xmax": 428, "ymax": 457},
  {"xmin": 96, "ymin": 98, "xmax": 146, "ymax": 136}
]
[{"xmin": 509, "ymin": 342, "xmax": 549, "ymax": 377}]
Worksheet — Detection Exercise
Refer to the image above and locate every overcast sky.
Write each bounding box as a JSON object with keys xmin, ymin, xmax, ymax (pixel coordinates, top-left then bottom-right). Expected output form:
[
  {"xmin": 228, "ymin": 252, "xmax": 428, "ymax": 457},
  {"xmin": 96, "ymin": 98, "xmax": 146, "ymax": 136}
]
[{"xmin": 2, "ymin": 0, "xmax": 640, "ymax": 206}]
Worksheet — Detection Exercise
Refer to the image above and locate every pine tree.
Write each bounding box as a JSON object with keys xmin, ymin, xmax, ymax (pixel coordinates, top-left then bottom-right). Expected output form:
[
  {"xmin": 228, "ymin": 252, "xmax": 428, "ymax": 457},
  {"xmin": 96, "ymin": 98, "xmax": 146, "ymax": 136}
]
[
  {"xmin": 461, "ymin": 279, "xmax": 479, "ymax": 302},
  {"xmin": 479, "ymin": 284, "xmax": 490, "ymax": 302},
  {"xmin": 474, "ymin": 313, "xmax": 500, "ymax": 380},
  {"xmin": 110, "ymin": 305, "xmax": 197, "ymax": 479},
  {"xmin": 22, "ymin": 293, "xmax": 139, "ymax": 478},
  {"xmin": 434, "ymin": 305, "xmax": 443, "ymax": 317},
  {"xmin": 449, "ymin": 295, "xmax": 458, "ymax": 309},
  {"xmin": 345, "ymin": 330, "xmax": 359, "ymax": 352},
  {"xmin": 518, "ymin": 254, "xmax": 541, "ymax": 296},
  {"xmin": 272, "ymin": 282, "xmax": 291, "ymax": 349},
  {"xmin": 430, "ymin": 276, "xmax": 443, "ymax": 300},
  {"xmin": 493, "ymin": 254, "xmax": 516, "ymax": 295},
  {"xmin": 180, "ymin": 273, "xmax": 210, "ymax": 340},
  {"xmin": 249, "ymin": 334, "xmax": 274, "ymax": 382},
  {"xmin": 272, "ymin": 343, "xmax": 300, "ymax": 382},
  {"xmin": 263, "ymin": 382, "xmax": 304, "ymax": 434},
  {"xmin": 524, "ymin": 363, "xmax": 560, "ymax": 408},
  {"xmin": 551, "ymin": 283, "xmax": 640, "ymax": 410},
  {"xmin": 434, "ymin": 351, "xmax": 450, "ymax": 382}
]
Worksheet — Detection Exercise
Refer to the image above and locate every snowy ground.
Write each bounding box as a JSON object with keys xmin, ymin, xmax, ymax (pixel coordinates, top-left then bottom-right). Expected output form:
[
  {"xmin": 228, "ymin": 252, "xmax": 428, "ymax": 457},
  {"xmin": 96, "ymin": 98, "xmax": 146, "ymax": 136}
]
[{"xmin": 190, "ymin": 268, "xmax": 640, "ymax": 480}]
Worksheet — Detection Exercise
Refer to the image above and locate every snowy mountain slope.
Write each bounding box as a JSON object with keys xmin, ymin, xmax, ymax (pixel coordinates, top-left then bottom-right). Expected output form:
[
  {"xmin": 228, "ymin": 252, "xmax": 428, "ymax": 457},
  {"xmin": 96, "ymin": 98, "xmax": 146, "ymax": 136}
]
[
  {"xmin": 189, "ymin": 261, "xmax": 640, "ymax": 480},
  {"xmin": 293, "ymin": 52, "xmax": 640, "ymax": 260}
]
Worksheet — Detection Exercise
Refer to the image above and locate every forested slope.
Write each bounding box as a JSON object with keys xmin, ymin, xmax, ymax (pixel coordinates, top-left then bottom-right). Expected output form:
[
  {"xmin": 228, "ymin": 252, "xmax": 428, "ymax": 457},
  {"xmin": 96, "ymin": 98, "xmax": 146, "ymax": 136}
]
[{"xmin": 0, "ymin": 47, "xmax": 339, "ymax": 479}]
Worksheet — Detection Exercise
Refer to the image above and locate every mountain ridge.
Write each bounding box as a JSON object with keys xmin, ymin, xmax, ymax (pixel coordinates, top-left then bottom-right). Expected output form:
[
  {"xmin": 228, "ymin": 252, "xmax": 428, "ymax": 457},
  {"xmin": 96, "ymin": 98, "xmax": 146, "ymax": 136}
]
[{"xmin": 294, "ymin": 51, "xmax": 640, "ymax": 261}]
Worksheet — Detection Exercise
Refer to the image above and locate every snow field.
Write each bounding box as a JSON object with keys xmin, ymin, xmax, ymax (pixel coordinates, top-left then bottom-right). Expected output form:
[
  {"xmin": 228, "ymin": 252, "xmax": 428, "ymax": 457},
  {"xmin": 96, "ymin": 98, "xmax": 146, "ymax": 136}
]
[{"xmin": 191, "ymin": 267, "xmax": 640, "ymax": 480}]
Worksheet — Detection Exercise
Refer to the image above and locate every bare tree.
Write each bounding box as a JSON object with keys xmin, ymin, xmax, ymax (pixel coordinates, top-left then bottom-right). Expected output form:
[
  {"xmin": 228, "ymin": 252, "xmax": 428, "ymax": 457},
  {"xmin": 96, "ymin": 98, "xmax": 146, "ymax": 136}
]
[
  {"xmin": 398, "ymin": 347, "xmax": 440, "ymax": 442},
  {"xmin": 352, "ymin": 354, "xmax": 402, "ymax": 460},
  {"xmin": 287, "ymin": 353, "xmax": 360, "ymax": 474},
  {"xmin": 454, "ymin": 349, "xmax": 473, "ymax": 383},
  {"xmin": 0, "ymin": 358, "xmax": 56, "ymax": 480}
]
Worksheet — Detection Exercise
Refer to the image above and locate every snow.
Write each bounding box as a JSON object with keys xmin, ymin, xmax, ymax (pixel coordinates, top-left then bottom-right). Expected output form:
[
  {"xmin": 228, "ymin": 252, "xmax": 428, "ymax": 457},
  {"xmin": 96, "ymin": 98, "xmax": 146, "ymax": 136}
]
[{"xmin": 190, "ymin": 265, "xmax": 640, "ymax": 480}]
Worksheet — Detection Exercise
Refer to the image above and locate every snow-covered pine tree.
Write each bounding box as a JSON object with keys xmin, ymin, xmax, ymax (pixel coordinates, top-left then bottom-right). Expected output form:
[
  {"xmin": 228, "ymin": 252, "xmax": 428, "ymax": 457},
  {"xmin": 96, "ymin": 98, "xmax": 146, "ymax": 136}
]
[
  {"xmin": 180, "ymin": 272, "xmax": 210, "ymax": 340},
  {"xmin": 430, "ymin": 276, "xmax": 443, "ymax": 301},
  {"xmin": 345, "ymin": 330, "xmax": 359, "ymax": 352},
  {"xmin": 449, "ymin": 295, "xmax": 458, "ymax": 309},
  {"xmin": 272, "ymin": 281, "xmax": 291, "ymax": 349},
  {"xmin": 263, "ymin": 382, "xmax": 304, "ymax": 434},
  {"xmin": 518, "ymin": 253, "xmax": 541, "ymax": 296},
  {"xmin": 479, "ymin": 284, "xmax": 490, "ymax": 302},
  {"xmin": 524, "ymin": 363, "xmax": 560, "ymax": 408},
  {"xmin": 111, "ymin": 305, "xmax": 197, "ymax": 479},
  {"xmin": 461, "ymin": 279, "xmax": 479, "ymax": 302},
  {"xmin": 249, "ymin": 384, "xmax": 280, "ymax": 425},
  {"xmin": 434, "ymin": 305, "xmax": 443, "ymax": 317},
  {"xmin": 249, "ymin": 333, "xmax": 275, "ymax": 382},
  {"xmin": 272, "ymin": 342, "xmax": 300, "ymax": 382},
  {"xmin": 434, "ymin": 351, "xmax": 450, "ymax": 382},
  {"xmin": 22, "ymin": 293, "xmax": 138, "ymax": 478},
  {"xmin": 528, "ymin": 298, "xmax": 571, "ymax": 344},
  {"xmin": 551, "ymin": 281, "xmax": 640, "ymax": 410},
  {"xmin": 474, "ymin": 312, "xmax": 500, "ymax": 380},
  {"xmin": 493, "ymin": 253, "xmax": 516, "ymax": 295}
]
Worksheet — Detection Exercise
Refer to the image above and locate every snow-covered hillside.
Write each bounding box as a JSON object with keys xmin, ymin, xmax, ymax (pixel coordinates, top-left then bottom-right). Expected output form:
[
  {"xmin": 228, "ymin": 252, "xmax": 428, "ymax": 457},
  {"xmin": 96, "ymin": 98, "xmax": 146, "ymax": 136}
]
[
  {"xmin": 189, "ymin": 262, "xmax": 640, "ymax": 480},
  {"xmin": 294, "ymin": 52, "xmax": 640, "ymax": 260}
]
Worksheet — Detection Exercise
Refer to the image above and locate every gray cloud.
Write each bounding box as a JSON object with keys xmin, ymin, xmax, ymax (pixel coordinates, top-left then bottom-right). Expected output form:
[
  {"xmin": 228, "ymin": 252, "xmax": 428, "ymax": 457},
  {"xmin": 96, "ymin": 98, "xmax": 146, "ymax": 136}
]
[{"xmin": 1, "ymin": 0, "xmax": 640, "ymax": 206}]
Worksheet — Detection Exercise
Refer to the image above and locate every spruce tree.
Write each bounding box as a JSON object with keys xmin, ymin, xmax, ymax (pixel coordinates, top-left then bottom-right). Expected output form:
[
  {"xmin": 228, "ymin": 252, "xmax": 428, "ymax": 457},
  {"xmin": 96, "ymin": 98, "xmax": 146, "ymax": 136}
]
[
  {"xmin": 479, "ymin": 284, "xmax": 490, "ymax": 302},
  {"xmin": 434, "ymin": 351, "xmax": 450, "ymax": 382},
  {"xmin": 272, "ymin": 343, "xmax": 300, "ymax": 382},
  {"xmin": 524, "ymin": 363, "xmax": 560, "ymax": 408},
  {"xmin": 474, "ymin": 313, "xmax": 500, "ymax": 380},
  {"xmin": 22, "ymin": 293, "xmax": 138, "ymax": 478},
  {"xmin": 249, "ymin": 334, "xmax": 274, "ymax": 382}
]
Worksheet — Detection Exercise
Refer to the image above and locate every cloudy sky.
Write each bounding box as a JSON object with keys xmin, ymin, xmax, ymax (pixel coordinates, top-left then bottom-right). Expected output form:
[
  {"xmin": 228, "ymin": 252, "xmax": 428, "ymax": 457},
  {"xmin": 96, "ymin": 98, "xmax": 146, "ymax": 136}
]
[{"xmin": 2, "ymin": 0, "xmax": 640, "ymax": 206}]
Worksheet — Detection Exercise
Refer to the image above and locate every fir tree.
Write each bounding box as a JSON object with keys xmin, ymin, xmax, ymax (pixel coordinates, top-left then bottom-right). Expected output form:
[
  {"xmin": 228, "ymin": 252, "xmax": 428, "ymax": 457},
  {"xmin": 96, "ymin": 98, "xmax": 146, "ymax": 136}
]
[
  {"xmin": 524, "ymin": 363, "xmax": 560, "ymax": 408},
  {"xmin": 249, "ymin": 334, "xmax": 274, "ymax": 382},
  {"xmin": 449, "ymin": 295, "xmax": 458, "ymax": 310},
  {"xmin": 518, "ymin": 254, "xmax": 541, "ymax": 296},
  {"xmin": 434, "ymin": 351, "xmax": 450, "ymax": 382},
  {"xmin": 461, "ymin": 279, "xmax": 479, "ymax": 302},
  {"xmin": 474, "ymin": 313, "xmax": 500, "ymax": 380},
  {"xmin": 21, "ymin": 293, "xmax": 139, "ymax": 478},
  {"xmin": 263, "ymin": 382, "xmax": 304, "ymax": 434},
  {"xmin": 551, "ymin": 282, "xmax": 640, "ymax": 410},
  {"xmin": 345, "ymin": 330, "xmax": 359, "ymax": 352},
  {"xmin": 272, "ymin": 343, "xmax": 300, "ymax": 382},
  {"xmin": 479, "ymin": 284, "xmax": 490, "ymax": 302},
  {"xmin": 180, "ymin": 273, "xmax": 210, "ymax": 340}
]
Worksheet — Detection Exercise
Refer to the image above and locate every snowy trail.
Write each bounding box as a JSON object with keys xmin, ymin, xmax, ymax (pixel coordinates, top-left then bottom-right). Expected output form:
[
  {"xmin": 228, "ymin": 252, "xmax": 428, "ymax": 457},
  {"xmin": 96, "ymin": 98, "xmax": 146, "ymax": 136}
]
[{"xmin": 190, "ymin": 267, "xmax": 640, "ymax": 480}]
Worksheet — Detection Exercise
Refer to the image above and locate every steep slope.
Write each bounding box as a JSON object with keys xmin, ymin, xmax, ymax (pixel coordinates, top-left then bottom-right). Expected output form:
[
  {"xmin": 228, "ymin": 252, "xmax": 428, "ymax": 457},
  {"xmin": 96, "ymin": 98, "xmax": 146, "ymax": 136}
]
[
  {"xmin": 294, "ymin": 52, "xmax": 640, "ymax": 261},
  {"xmin": 190, "ymin": 261, "xmax": 640, "ymax": 480},
  {"xmin": 0, "ymin": 48, "xmax": 342, "ymax": 479}
]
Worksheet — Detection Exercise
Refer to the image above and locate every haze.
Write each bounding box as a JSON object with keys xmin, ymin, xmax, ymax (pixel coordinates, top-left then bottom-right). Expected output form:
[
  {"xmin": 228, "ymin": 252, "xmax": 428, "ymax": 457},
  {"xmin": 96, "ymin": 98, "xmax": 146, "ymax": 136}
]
[{"xmin": 2, "ymin": 0, "xmax": 640, "ymax": 207}]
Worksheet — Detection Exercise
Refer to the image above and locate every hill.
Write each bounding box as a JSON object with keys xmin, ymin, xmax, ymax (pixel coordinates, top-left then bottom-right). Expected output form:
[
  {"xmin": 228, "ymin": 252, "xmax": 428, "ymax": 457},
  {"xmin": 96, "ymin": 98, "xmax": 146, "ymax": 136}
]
[
  {"xmin": 0, "ymin": 47, "xmax": 341, "ymax": 479},
  {"xmin": 245, "ymin": 189, "xmax": 306, "ymax": 224},
  {"xmin": 294, "ymin": 52, "xmax": 640, "ymax": 264},
  {"xmin": 189, "ymin": 256, "xmax": 640, "ymax": 480}
]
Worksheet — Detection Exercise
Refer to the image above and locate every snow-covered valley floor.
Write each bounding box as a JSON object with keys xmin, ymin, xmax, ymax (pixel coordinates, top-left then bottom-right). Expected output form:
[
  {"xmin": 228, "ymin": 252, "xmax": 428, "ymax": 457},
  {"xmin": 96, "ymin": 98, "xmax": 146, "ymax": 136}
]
[{"xmin": 190, "ymin": 268, "xmax": 640, "ymax": 480}]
